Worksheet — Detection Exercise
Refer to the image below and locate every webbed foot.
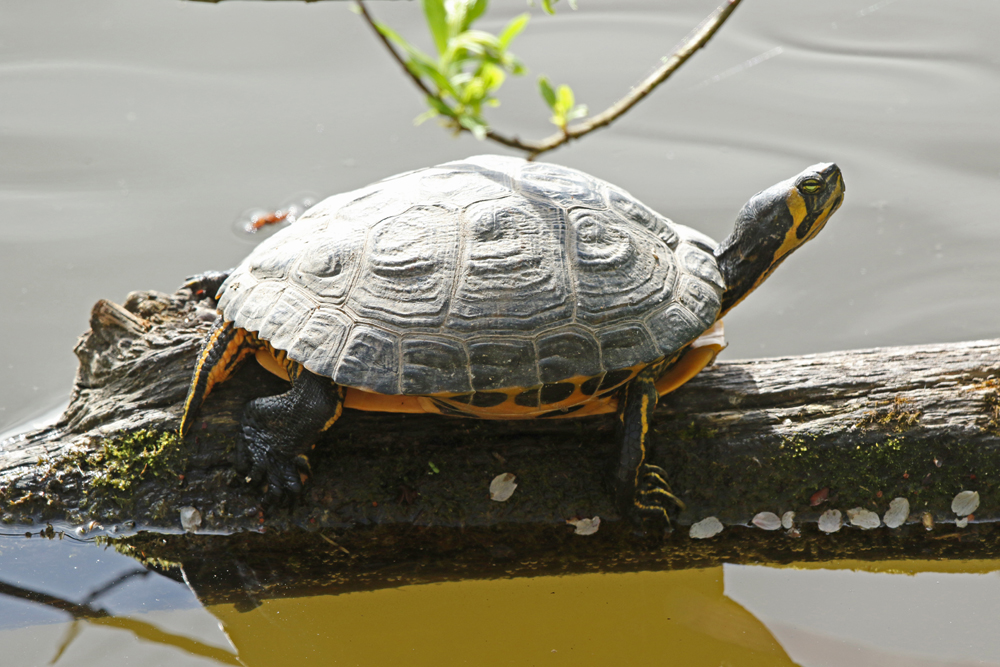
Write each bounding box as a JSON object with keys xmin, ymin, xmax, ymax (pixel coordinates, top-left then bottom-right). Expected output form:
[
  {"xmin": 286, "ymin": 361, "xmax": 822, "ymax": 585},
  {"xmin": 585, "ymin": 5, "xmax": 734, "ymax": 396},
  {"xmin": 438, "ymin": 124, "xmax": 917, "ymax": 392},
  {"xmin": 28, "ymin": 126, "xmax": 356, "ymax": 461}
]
[{"xmin": 236, "ymin": 368, "xmax": 343, "ymax": 506}]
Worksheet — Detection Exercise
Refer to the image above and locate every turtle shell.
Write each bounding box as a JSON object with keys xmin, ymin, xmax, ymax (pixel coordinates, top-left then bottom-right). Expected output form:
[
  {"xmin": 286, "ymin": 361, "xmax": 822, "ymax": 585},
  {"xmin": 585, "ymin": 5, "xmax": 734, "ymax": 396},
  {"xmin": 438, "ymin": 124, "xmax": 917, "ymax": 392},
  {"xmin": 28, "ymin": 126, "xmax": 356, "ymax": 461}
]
[{"xmin": 217, "ymin": 155, "xmax": 724, "ymax": 396}]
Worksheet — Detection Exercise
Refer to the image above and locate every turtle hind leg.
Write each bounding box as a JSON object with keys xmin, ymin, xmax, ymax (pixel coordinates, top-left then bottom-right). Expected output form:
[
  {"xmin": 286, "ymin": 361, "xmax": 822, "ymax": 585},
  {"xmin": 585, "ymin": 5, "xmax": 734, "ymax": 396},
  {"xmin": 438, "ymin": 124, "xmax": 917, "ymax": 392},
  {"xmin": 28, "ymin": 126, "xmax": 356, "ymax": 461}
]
[
  {"xmin": 238, "ymin": 365, "xmax": 345, "ymax": 505},
  {"xmin": 612, "ymin": 365, "xmax": 685, "ymax": 529}
]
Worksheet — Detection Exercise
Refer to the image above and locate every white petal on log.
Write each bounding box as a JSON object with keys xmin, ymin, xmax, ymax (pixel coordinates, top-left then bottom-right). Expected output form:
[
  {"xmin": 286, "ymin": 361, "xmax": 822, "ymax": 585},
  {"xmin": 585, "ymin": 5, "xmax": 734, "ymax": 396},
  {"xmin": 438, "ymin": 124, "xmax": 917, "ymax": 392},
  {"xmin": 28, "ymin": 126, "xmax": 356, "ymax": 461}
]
[
  {"xmin": 566, "ymin": 516, "xmax": 601, "ymax": 536},
  {"xmin": 781, "ymin": 511, "xmax": 795, "ymax": 530},
  {"xmin": 846, "ymin": 507, "xmax": 880, "ymax": 530},
  {"xmin": 951, "ymin": 490, "xmax": 980, "ymax": 516},
  {"xmin": 956, "ymin": 516, "xmax": 969, "ymax": 528},
  {"xmin": 489, "ymin": 473, "xmax": 518, "ymax": 502},
  {"xmin": 818, "ymin": 509, "xmax": 842, "ymax": 533},
  {"xmin": 690, "ymin": 516, "xmax": 724, "ymax": 539},
  {"xmin": 752, "ymin": 512, "xmax": 781, "ymax": 530},
  {"xmin": 883, "ymin": 497, "xmax": 910, "ymax": 529},
  {"xmin": 179, "ymin": 506, "xmax": 201, "ymax": 533}
]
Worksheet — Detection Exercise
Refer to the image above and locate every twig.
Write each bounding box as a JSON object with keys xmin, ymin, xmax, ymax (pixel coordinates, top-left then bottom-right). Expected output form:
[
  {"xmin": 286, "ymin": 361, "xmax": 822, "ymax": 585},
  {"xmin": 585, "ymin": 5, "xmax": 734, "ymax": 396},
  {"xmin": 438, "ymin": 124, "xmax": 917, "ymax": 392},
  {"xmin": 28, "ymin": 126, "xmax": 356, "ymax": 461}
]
[
  {"xmin": 357, "ymin": 0, "xmax": 743, "ymax": 159},
  {"xmin": 527, "ymin": 0, "xmax": 744, "ymax": 158}
]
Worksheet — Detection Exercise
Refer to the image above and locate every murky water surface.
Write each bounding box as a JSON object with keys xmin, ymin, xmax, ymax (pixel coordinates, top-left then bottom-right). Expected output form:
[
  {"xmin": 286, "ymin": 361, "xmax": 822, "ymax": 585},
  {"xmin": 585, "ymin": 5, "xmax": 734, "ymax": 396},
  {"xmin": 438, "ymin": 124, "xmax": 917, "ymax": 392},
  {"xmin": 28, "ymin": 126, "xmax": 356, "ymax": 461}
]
[{"xmin": 2, "ymin": 0, "xmax": 999, "ymax": 664}]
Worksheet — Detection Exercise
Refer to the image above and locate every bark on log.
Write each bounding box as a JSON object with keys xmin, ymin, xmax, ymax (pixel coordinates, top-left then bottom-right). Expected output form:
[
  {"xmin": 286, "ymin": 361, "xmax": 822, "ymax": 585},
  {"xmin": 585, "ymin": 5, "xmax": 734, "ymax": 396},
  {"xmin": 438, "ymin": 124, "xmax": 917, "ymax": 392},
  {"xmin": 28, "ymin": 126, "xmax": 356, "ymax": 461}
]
[{"xmin": 1, "ymin": 283, "xmax": 998, "ymax": 604}]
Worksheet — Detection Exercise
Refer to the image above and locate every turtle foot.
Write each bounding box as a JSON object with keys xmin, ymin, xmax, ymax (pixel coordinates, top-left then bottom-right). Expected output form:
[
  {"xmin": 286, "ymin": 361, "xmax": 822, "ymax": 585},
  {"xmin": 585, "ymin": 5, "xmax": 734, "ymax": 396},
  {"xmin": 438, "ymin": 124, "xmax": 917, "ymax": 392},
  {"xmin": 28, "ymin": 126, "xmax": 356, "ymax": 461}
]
[
  {"xmin": 628, "ymin": 464, "xmax": 685, "ymax": 528},
  {"xmin": 236, "ymin": 424, "xmax": 312, "ymax": 506}
]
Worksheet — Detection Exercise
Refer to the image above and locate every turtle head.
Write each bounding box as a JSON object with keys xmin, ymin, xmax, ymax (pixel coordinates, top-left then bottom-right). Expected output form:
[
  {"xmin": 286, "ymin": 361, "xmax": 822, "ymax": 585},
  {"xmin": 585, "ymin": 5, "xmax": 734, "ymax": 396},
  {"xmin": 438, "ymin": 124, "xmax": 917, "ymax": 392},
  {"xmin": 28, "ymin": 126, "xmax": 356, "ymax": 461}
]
[{"xmin": 714, "ymin": 163, "xmax": 845, "ymax": 317}]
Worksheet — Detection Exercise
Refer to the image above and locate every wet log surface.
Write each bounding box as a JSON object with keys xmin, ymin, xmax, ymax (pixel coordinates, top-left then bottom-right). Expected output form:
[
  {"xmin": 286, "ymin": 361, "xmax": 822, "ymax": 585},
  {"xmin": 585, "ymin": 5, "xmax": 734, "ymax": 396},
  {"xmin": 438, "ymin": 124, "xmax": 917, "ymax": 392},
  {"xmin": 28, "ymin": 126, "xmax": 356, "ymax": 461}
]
[{"xmin": 1, "ymin": 283, "xmax": 998, "ymax": 604}]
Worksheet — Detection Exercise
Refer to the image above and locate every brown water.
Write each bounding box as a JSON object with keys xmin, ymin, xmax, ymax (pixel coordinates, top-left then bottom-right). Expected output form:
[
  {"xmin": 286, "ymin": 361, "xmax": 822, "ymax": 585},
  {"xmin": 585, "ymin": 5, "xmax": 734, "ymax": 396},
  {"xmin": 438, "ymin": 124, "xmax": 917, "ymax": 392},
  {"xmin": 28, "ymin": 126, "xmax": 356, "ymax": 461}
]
[{"xmin": 2, "ymin": 0, "xmax": 999, "ymax": 664}]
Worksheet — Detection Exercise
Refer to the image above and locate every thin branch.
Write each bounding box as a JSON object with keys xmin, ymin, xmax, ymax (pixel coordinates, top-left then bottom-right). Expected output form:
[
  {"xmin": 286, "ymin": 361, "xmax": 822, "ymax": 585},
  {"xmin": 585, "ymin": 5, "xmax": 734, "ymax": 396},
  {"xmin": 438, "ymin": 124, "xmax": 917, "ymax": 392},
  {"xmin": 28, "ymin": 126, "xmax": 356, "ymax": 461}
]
[
  {"xmin": 357, "ymin": 0, "xmax": 743, "ymax": 159},
  {"xmin": 529, "ymin": 0, "xmax": 744, "ymax": 157},
  {"xmin": 356, "ymin": 2, "xmax": 435, "ymax": 101}
]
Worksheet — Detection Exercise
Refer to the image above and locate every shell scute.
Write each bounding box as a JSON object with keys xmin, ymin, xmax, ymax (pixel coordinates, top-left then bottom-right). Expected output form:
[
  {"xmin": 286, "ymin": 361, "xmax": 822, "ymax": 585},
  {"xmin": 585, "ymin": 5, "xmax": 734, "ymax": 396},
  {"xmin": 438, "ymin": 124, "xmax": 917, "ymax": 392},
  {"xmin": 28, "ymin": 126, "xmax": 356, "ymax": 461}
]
[
  {"xmin": 608, "ymin": 188, "xmax": 679, "ymax": 249},
  {"xmin": 536, "ymin": 329, "xmax": 602, "ymax": 383},
  {"xmin": 447, "ymin": 197, "xmax": 572, "ymax": 332},
  {"xmin": 289, "ymin": 309, "xmax": 352, "ymax": 378},
  {"xmin": 256, "ymin": 285, "xmax": 317, "ymax": 353},
  {"xmin": 646, "ymin": 304, "xmax": 704, "ymax": 356},
  {"xmin": 518, "ymin": 161, "xmax": 606, "ymax": 210},
  {"xmin": 291, "ymin": 224, "xmax": 365, "ymax": 303},
  {"xmin": 400, "ymin": 337, "xmax": 472, "ymax": 395},
  {"xmin": 334, "ymin": 326, "xmax": 400, "ymax": 394},
  {"xmin": 676, "ymin": 275, "xmax": 722, "ymax": 328},
  {"xmin": 469, "ymin": 339, "xmax": 538, "ymax": 391},
  {"xmin": 571, "ymin": 208, "xmax": 676, "ymax": 325},
  {"xmin": 678, "ymin": 244, "xmax": 724, "ymax": 290},
  {"xmin": 234, "ymin": 281, "xmax": 286, "ymax": 332},
  {"xmin": 596, "ymin": 323, "xmax": 658, "ymax": 371},
  {"xmin": 349, "ymin": 205, "xmax": 460, "ymax": 328}
]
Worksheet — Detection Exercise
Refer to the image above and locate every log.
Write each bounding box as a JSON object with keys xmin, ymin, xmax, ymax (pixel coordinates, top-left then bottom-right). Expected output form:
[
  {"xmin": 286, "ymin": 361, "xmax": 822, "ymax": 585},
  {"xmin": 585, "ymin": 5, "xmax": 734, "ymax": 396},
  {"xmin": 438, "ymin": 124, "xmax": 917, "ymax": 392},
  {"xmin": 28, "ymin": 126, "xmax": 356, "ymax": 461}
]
[{"xmin": 1, "ymin": 282, "xmax": 998, "ymax": 605}]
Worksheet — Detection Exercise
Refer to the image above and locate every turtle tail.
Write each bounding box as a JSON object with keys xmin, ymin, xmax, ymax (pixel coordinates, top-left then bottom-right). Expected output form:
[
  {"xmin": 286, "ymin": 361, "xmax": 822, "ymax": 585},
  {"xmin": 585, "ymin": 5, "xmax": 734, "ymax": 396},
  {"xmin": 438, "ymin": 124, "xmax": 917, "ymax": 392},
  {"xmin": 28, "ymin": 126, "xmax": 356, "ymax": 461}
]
[{"xmin": 178, "ymin": 316, "xmax": 256, "ymax": 436}]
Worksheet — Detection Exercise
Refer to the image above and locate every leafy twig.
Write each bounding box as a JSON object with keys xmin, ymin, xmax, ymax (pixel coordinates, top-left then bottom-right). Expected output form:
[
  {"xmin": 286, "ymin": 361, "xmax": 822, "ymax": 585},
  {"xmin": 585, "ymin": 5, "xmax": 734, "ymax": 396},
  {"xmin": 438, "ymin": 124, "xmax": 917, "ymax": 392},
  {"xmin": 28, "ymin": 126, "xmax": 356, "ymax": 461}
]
[{"xmin": 358, "ymin": 0, "xmax": 743, "ymax": 159}]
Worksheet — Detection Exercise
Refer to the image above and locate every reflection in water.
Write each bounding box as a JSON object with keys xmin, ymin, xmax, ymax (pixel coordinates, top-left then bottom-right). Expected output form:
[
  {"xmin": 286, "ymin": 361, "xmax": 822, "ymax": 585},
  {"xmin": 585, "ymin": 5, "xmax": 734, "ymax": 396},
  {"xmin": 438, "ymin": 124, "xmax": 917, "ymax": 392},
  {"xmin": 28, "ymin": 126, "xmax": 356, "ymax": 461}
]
[
  {"xmin": 725, "ymin": 563, "xmax": 1000, "ymax": 667},
  {"xmin": 207, "ymin": 567, "xmax": 795, "ymax": 667},
  {"xmin": 0, "ymin": 533, "xmax": 238, "ymax": 665},
  {"xmin": 4, "ymin": 530, "xmax": 1000, "ymax": 666}
]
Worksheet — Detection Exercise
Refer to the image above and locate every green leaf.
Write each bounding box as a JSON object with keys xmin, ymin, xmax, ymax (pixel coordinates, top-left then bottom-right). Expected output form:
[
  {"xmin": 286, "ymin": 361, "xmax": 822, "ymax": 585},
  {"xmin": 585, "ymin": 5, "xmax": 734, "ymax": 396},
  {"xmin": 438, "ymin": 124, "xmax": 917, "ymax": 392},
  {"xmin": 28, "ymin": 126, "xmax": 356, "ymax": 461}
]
[
  {"xmin": 423, "ymin": 0, "xmax": 449, "ymax": 55},
  {"xmin": 555, "ymin": 83, "xmax": 575, "ymax": 115},
  {"xmin": 426, "ymin": 95, "xmax": 457, "ymax": 117},
  {"xmin": 458, "ymin": 113, "xmax": 488, "ymax": 139},
  {"xmin": 538, "ymin": 76, "xmax": 557, "ymax": 109},
  {"xmin": 498, "ymin": 13, "xmax": 529, "ymax": 48},
  {"xmin": 566, "ymin": 104, "xmax": 588, "ymax": 122},
  {"xmin": 463, "ymin": 0, "xmax": 489, "ymax": 30},
  {"xmin": 540, "ymin": 0, "xmax": 555, "ymax": 15},
  {"xmin": 414, "ymin": 108, "xmax": 440, "ymax": 125},
  {"xmin": 408, "ymin": 59, "xmax": 460, "ymax": 98},
  {"xmin": 449, "ymin": 30, "xmax": 502, "ymax": 57},
  {"xmin": 479, "ymin": 62, "xmax": 506, "ymax": 92},
  {"xmin": 375, "ymin": 22, "xmax": 435, "ymax": 66}
]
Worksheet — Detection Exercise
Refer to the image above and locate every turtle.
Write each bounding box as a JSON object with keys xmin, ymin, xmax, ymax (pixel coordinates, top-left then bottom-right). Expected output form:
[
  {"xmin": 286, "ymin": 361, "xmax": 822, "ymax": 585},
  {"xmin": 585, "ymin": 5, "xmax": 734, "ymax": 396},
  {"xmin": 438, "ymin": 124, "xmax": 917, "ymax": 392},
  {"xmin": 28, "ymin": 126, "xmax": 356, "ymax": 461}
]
[{"xmin": 178, "ymin": 154, "xmax": 845, "ymax": 524}]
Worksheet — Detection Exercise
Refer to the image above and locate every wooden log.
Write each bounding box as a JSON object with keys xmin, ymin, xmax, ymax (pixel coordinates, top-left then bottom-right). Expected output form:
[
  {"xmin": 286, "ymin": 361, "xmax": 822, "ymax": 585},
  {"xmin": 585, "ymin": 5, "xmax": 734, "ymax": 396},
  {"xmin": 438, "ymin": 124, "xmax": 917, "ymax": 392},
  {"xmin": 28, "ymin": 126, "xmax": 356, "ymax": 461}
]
[{"xmin": 1, "ymin": 282, "xmax": 998, "ymax": 603}]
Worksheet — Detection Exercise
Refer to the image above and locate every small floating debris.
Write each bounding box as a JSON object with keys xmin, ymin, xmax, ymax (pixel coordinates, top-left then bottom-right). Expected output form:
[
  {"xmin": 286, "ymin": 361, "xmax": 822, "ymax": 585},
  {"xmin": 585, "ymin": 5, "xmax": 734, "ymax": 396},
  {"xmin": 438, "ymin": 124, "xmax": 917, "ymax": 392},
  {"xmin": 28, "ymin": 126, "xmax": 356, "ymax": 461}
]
[
  {"xmin": 752, "ymin": 512, "xmax": 781, "ymax": 531},
  {"xmin": 75, "ymin": 520, "xmax": 102, "ymax": 537},
  {"xmin": 781, "ymin": 511, "xmax": 795, "ymax": 530},
  {"xmin": 846, "ymin": 507, "xmax": 880, "ymax": 530},
  {"xmin": 489, "ymin": 473, "xmax": 517, "ymax": 502},
  {"xmin": 179, "ymin": 506, "xmax": 202, "ymax": 533},
  {"xmin": 951, "ymin": 490, "xmax": 980, "ymax": 516},
  {"xmin": 956, "ymin": 516, "xmax": 969, "ymax": 529},
  {"xmin": 690, "ymin": 516, "xmax": 723, "ymax": 539},
  {"xmin": 883, "ymin": 497, "xmax": 909, "ymax": 529},
  {"xmin": 818, "ymin": 509, "xmax": 842, "ymax": 533},
  {"xmin": 566, "ymin": 516, "xmax": 601, "ymax": 536},
  {"xmin": 921, "ymin": 511, "xmax": 935, "ymax": 531}
]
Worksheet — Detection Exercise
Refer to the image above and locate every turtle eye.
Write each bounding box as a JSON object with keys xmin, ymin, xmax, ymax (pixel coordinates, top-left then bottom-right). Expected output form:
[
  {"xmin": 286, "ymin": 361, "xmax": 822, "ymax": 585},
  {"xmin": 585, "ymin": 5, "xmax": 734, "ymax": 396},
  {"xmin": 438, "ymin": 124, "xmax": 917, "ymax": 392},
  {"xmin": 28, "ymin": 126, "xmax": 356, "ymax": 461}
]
[{"xmin": 799, "ymin": 179, "xmax": 823, "ymax": 194}]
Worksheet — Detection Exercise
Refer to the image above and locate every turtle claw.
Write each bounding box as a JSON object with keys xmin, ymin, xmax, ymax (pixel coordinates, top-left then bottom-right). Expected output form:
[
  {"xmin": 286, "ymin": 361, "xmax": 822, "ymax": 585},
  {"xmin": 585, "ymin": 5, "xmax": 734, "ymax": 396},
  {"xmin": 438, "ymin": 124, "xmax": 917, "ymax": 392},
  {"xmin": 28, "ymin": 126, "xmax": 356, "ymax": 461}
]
[
  {"xmin": 630, "ymin": 464, "xmax": 685, "ymax": 528},
  {"xmin": 237, "ymin": 427, "xmax": 307, "ymax": 506}
]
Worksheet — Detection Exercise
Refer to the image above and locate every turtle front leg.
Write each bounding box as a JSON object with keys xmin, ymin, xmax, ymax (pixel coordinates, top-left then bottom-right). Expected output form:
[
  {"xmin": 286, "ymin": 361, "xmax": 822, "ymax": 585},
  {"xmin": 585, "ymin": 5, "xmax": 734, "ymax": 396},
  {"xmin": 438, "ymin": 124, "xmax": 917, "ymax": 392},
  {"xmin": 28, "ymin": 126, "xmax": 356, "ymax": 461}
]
[
  {"xmin": 613, "ymin": 365, "xmax": 685, "ymax": 528},
  {"xmin": 238, "ymin": 365, "xmax": 345, "ymax": 505}
]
